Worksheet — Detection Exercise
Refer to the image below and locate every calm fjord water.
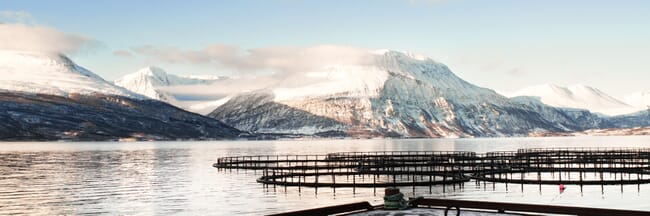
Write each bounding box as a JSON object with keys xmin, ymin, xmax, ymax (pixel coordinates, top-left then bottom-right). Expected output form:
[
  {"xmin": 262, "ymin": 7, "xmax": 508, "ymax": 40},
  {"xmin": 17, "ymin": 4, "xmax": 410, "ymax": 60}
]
[{"xmin": 2, "ymin": 136, "xmax": 650, "ymax": 215}]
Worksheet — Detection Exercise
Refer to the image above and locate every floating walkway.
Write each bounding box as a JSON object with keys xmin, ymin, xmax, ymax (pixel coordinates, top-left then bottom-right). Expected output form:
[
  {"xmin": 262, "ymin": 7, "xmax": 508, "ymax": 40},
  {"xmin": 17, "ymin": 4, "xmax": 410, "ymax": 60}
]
[{"xmin": 214, "ymin": 148, "xmax": 650, "ymax": 192}]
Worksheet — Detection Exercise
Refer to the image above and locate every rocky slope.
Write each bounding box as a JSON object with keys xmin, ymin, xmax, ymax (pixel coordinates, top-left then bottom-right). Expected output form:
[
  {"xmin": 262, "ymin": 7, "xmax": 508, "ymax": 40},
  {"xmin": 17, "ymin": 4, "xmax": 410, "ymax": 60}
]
[
  {"xmin": 0, "ymin": 92, "xmax": 242, "ymax": 140},
  {"xmin": 606, "ymin": 109, "xmax": 650, "ymax": 128}
]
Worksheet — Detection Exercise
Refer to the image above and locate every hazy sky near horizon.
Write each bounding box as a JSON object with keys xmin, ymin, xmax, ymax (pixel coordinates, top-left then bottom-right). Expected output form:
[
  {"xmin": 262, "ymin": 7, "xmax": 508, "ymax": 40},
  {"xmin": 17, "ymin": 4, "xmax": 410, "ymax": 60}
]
[{"xmin": 1, "ymin": 0, "xmax": 649, "ymax": 97}]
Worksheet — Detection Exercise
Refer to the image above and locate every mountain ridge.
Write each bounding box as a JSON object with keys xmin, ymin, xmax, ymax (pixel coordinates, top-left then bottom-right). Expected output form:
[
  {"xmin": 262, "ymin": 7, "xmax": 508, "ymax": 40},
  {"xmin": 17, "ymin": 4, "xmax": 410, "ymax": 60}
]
[
  {"xmin": 210, "ymin": 51, "xmax": 630, "ymax": 138},
  {"xmin": 0, "ymin": 50, "xmax": 143, "ymax": 99}
]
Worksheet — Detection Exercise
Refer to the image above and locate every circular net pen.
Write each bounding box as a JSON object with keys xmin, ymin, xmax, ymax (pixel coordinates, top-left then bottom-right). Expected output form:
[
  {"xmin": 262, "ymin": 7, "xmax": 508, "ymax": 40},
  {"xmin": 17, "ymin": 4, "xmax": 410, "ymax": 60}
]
[
  {"xmin": 473, "ymin": 148, "xmax": 650, "ymax": 185},
  {"xmin": 214, "ymin": 151, "xmax": 475, "ymax": 190},
  {"xmin": 214, "ymin": 148, "xmax": 650, "ymax": 192}
]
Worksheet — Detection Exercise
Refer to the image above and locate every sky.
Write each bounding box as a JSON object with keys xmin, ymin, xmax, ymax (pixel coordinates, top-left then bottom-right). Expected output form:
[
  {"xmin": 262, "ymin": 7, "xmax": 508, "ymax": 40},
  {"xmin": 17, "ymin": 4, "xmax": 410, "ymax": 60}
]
[{"xmin": 1, "ymin": 0, "xmax": 649, "ymax": 97}]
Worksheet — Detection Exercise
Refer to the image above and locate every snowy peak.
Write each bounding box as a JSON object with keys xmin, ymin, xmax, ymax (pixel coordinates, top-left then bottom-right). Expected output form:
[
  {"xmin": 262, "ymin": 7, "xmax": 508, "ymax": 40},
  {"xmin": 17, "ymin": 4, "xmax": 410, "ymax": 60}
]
[
  {"xmin": 374, "ymin": 49, "xmax": 431, "ymax": 61},
  {"xmin": 131, "ymin": 66, "xmax": 171, "ymax": 85},
  {"xmin": 273, "ymin": 50, "xmax": 489, "ymax": 102},
  {"xmin": 114, "ymin": 67, "xmax": 228, "ymax": 114},
  {"xmin": 566, "ymin": 84, "xmax": 617, "ymax": 102},
  {"xmin": 0, "ymin": 50, "xmax": 142, "ymax": 98},
  {"xmin": 505, "ymin": 84, "xmax": 637, "ymax": 116},
  {"xmin": 114, "ymin": 67, "xmax": 169, "ymax": 101},
  {"xmin": 375, "ymin": 51, "xmax": 476, "ymax": 89},
  {"xmin": 115, "ymin": 66, "xmax": 224, "ymax": 88},
  {"xmin": 114, "ymin": 66, "xmax": 225, "ymax": 100}
]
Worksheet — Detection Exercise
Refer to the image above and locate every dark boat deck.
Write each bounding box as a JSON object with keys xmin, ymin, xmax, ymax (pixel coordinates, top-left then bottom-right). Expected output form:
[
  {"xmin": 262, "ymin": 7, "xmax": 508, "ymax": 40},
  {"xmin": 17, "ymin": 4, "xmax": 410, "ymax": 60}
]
[
  {"xmin": 349, "ymin": 208, "xmax": 522, "ymax": 216},
  {"xmin": 268, "ymin": 198, "xmax": 650, "ymax": 216}
]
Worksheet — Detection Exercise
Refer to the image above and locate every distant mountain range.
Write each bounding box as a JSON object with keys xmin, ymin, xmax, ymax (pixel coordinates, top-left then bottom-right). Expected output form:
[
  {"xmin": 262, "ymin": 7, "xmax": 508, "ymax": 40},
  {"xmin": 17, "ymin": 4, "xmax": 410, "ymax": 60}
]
[
  {"xmin": 116, "ymin": 55, "xmax": 650, "ymax": 119},
  {"xmin": 501, "ymin": 84, "xmax": 639, "ymax": 116},
  {"xmin": 0, "ymin": 49, "xmax": 648, "ymax": 140},
  {"xmin": 114, "ymin": 66, "xmax": 228, "ymax": 114},
  {"xmin": 0, "ymin": 51, "xmax": 242, "ymax": 141}
]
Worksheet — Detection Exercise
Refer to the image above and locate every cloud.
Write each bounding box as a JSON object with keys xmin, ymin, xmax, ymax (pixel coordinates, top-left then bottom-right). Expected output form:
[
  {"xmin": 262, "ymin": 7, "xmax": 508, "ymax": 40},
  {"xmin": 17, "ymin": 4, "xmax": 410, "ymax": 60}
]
[
  {"xmin": 506, "ymin": 67, "xmax": 525, "ymax": 76},
  {"xmin": 130, "ymin": 44, "xmax": 380, "ymax": 96},
  {"xmin": 0, "ymin": 11, "xmax": 33, "ymax": 23},
  {"xmin": 131, "ymin": 45, "xmax": 216, "ymax": 64},
  {"xmin": 112, "ymin": 50, "xmax": 132, "ymax": 57},
  {"xmin": 0, "ymin": 23, "xmax": 98, "ymax": 54},
  {"xmin": 131, "ymin": 44, "xmax": 375, "ymax": 75},
  {"xmin": 453, "ymin": 54, "xmax": 527, "ymax": 77}
]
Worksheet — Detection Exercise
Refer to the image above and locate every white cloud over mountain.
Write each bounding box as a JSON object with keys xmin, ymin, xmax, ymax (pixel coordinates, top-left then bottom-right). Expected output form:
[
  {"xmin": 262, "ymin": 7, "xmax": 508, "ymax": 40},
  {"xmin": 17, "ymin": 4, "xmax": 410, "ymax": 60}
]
[
  {"xmin": 130, "ymin": 44, "xmax": 375, "ymax": 75},
  {"xmin": 0, "ymin": 23, "xmax": 97, "ymax": 54}
]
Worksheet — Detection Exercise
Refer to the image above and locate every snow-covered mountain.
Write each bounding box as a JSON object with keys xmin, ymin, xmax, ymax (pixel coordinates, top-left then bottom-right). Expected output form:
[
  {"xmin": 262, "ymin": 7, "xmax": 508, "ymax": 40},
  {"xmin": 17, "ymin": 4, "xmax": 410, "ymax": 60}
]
[
  {"xmin": 0, "ymin": 51, "xmax": 242, "ymax": 140},
  {"xmin": 503, "ymin": 84, "xmax": 638, "ymax": 116},
  {"xmin": 2, "ymin": 49, "xmax": 646, "ymax": 140},
  {"xmin": 114, "ymin": 67, "xmax": 227, "ymax": 114},
  {"xmin": 0, "ymin": 51, "xmax": 142, "ymax": 99},
  {"xmin": 625, "ymin": 91, "xmax": 650, "ymax": 110},
  {"xmin": 210, "ymin": 50, "xmax": 618, "ymax": 137}
]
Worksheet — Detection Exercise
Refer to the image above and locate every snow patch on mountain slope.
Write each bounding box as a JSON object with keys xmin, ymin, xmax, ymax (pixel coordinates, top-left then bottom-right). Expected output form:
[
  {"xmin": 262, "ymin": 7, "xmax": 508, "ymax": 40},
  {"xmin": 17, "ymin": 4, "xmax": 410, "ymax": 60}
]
[
  {"xmin": 185, "ymin": 97, "xmax": 232, "ymax": 115},
  {"xmin": 0, "ymin": 50, "xmax": 142, "ymax": 98},
  {"xmin": 273, "ymin": 65, "xmax": 389, "ymax": 101},
  {"xmin": 625, "ymin": 91, "xmax": 650, "ymax": 109},
  {"xmin": 504, "ymin": 84, "xmax": 638, "ymax": 116}
]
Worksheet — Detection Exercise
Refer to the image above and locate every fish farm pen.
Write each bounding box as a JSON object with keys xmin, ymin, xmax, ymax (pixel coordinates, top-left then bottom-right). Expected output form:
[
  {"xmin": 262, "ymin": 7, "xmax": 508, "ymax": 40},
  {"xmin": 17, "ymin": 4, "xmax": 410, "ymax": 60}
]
[{"xmin": 213, "ymin": 148, "xmax": 650, "ymax": 194}]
